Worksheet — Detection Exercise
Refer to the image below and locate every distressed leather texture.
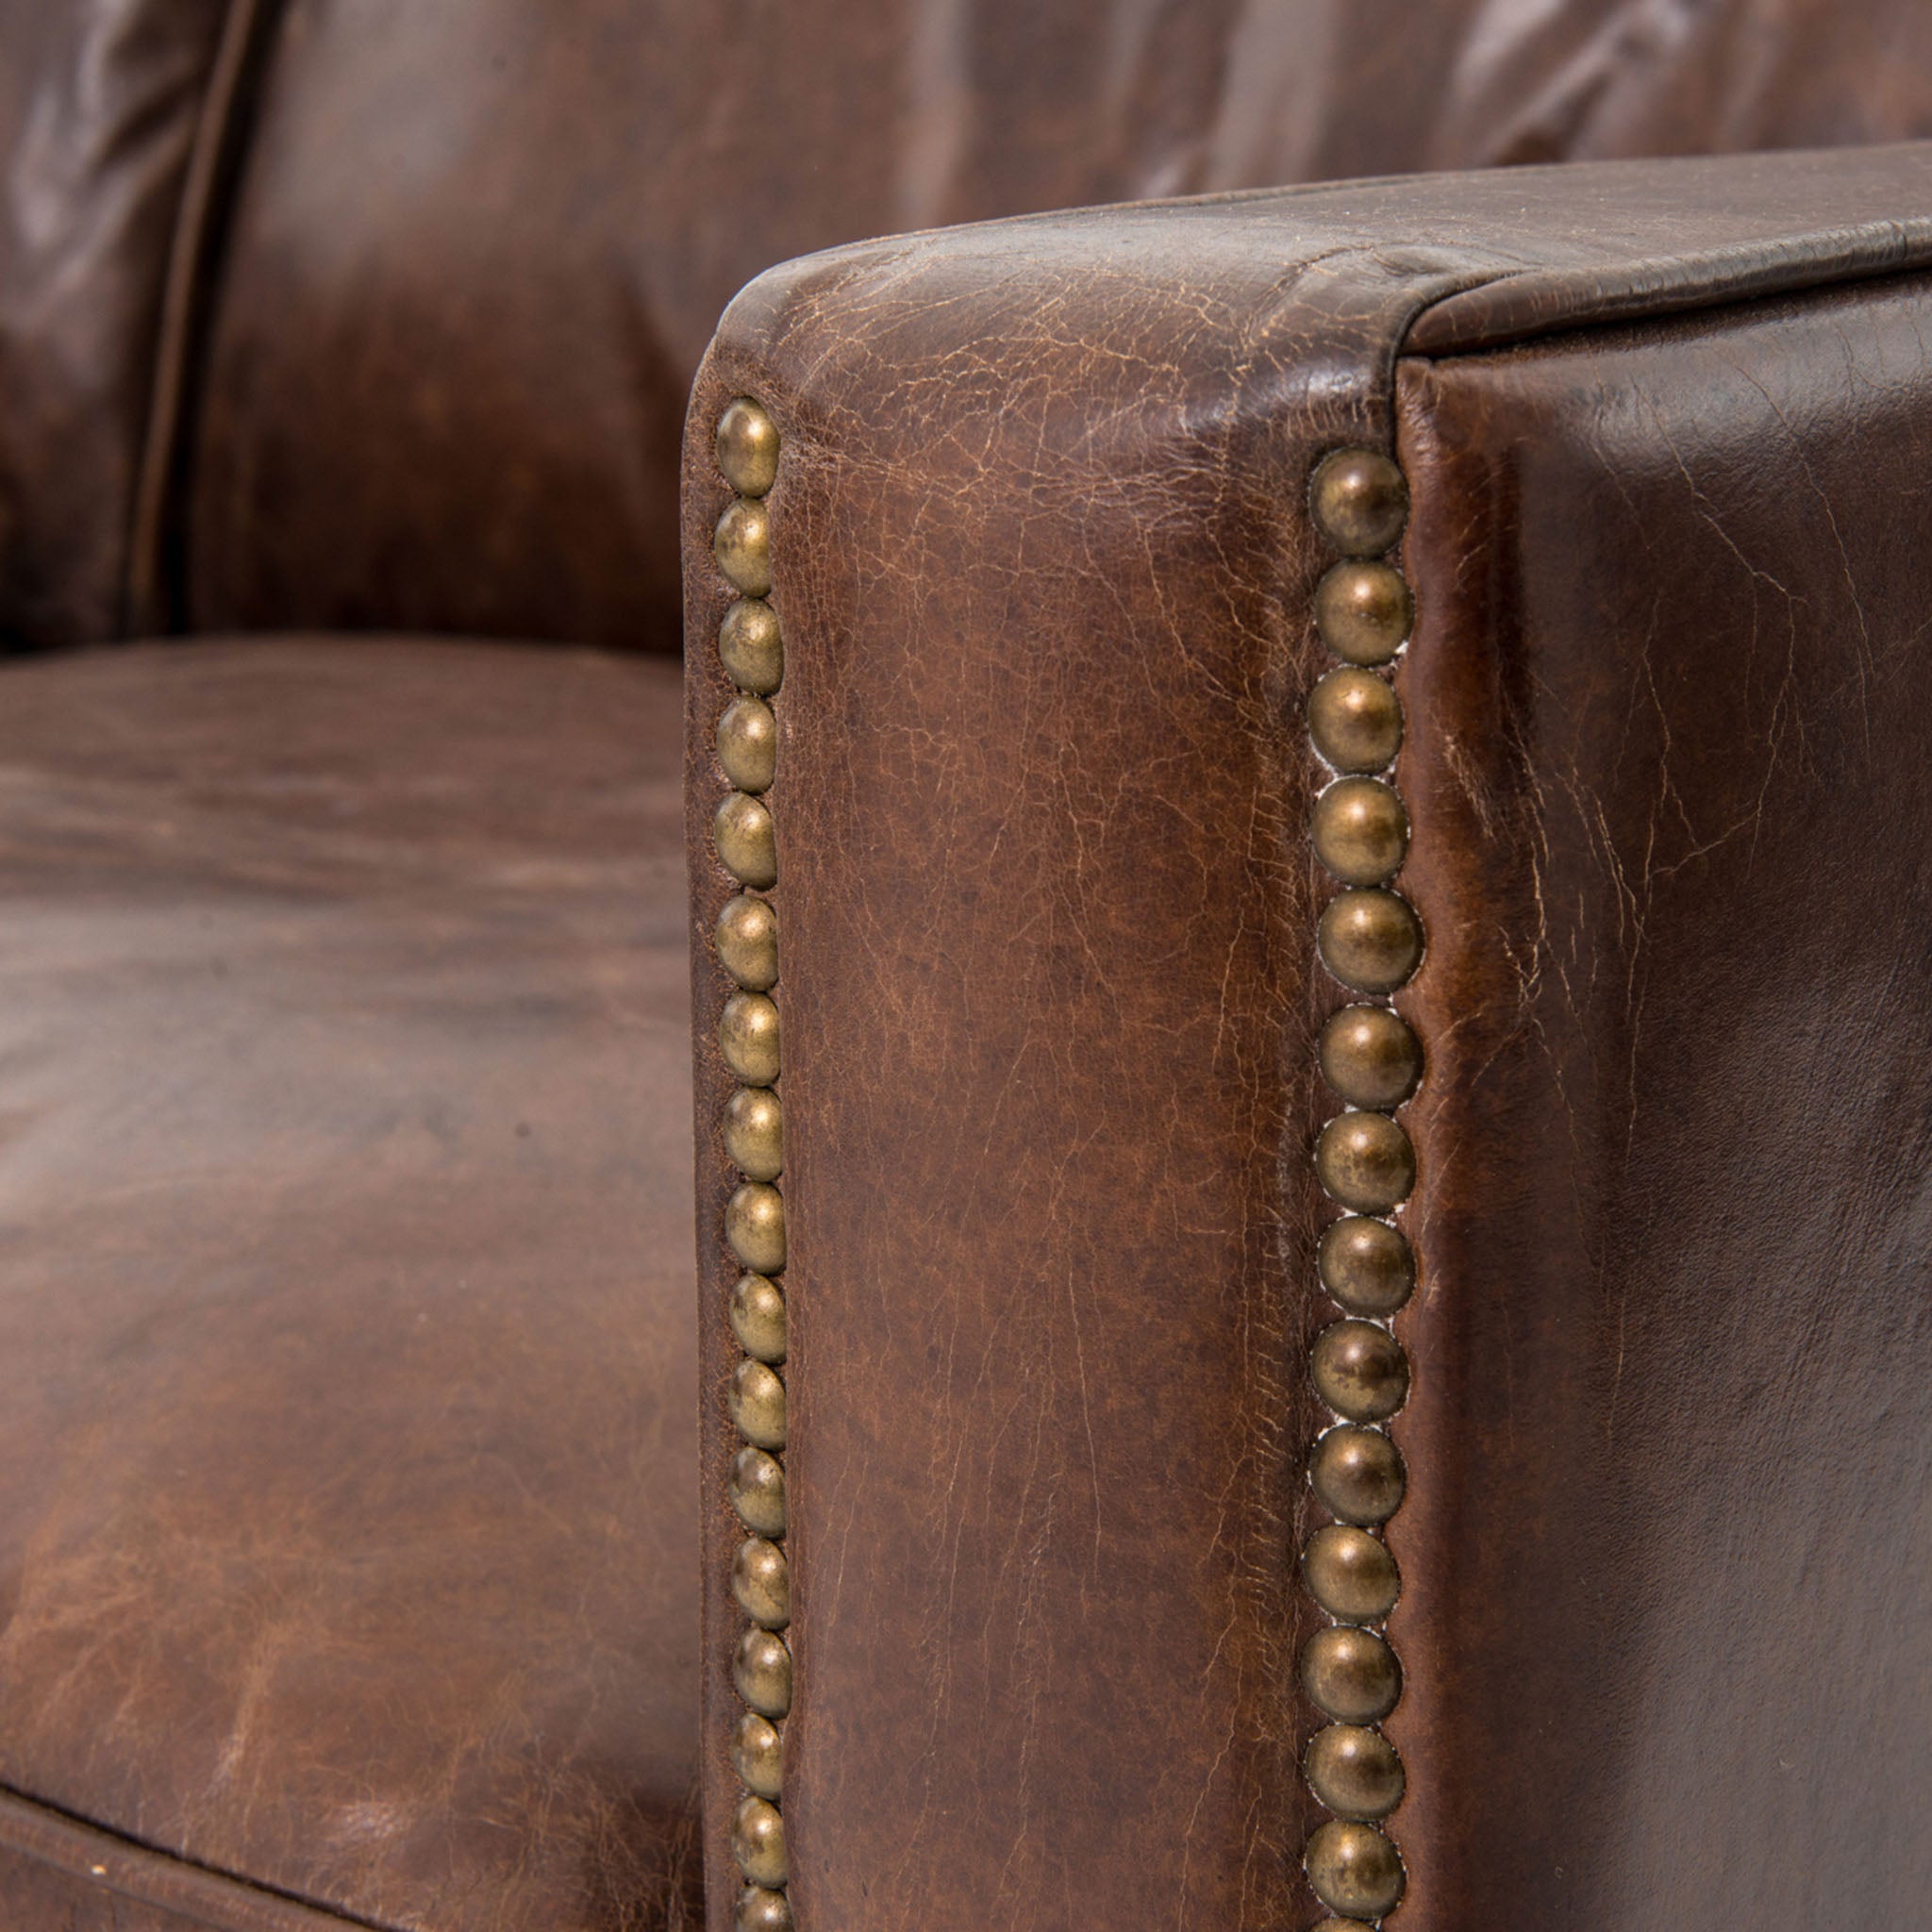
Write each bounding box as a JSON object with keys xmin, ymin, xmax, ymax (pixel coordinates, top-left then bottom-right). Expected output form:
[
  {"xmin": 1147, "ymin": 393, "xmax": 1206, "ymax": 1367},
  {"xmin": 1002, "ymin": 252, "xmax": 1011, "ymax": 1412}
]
[
  {"xmin": 0, "ymin": 639, "xmax": 703, "ymax": 1928},
  {"xmin": 686, "ymin": 141, "xmax": 1932, "ymax": 1930}
]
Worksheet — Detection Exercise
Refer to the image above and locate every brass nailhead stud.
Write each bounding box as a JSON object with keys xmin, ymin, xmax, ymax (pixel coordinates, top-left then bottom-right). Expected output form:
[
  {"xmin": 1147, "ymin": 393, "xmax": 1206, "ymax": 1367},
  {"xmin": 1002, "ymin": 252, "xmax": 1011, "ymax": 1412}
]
[
  {"xmin": 1305, "ymin": 1819, "xmax": 1406, "ymax": 1921},
  {"xmin": 1310, "ymin": 1923, "xmax": 1374, "ymax": 1932},
  {"xmin": 1316, "ymin": 1111, "xmax": 1417, "ymax": 1215},
  {"xmin": 730, "ymin": 1273, "xmax": 788, "ymax": 1364},
  {"xmin": 1312, "ymin": 1319, "xmax": 1410, "ymax": 1423},
  {"xmin": 1318, "ymin": 1217, "xmax": 1415, "ymax": 1318},
  {"xmin": 1308, "ymin": 666, "xmax": 1403, "ymax": 773},
  {"xmin": 1314, "ymin": 560, "xmax": 1413, "ymax": 665},
  {"xmin": 1310, "ymin": 448, "xmax": 1409, "ymax": 558},
  {"xmin": 735, "ymin": 1627, "xmax": 793, "ymax": 1719},
  {"xmin": 716, "ymin": 792, "xmax": 777, "ymax": 890},
  {"xmin": 1311, "ymin": 777, "xmax": 1408, "ymax": 886},
  {"xmin": 721, "ymin": 992, "xmax": 781, "ymax": 1086},
  {"xmin": 720, "ymin": 600, "xmax": 784, "ymax": 695},
  {"xmin": 1319, "ymin": 1005, "xmax": 1422, "ymax": 1110},
  {"xmin": 718, "ymin": 398, "xmax": 781, "ymax": 498},
  {"xmin": 1318, "ymin": 888, "xmax": 1423, "ymax": 994},
  {"xmin": 730, "ymin": 1357, "xmax": 788, "ymax": 1449},
  {"xmin": 727, "ymin": 1182, "xmax": 787, "ymax": 1274},
  {"xmin": 732, "ymin": 1710, "xmax": 785, "ymax": 1799},
  {"xmin": 733, "ymin": 1538, "xmax": 791, "ymax": 1630},
  {"xmin": 719, "ymin": 696, "xmax": 778, "ymax": 794},
  {"xmin": 1305, "ymin": 1724, "xmax": 1406, "ymax": 1821},
  {"xmin": 736, "ymin": 1888, "xmax": 794, "ymax": 1932},
  {"xmin": 1309, "ymin": 1424, "xmax": 1406, "ymax": 1526},
  {"xmin": 731, "ymin": 1447, "xmax": 787, "ymax": 1538},
  {"xmin": 1301, "ymin": 1524, "xmax": 1401, "ymax": 1624},
  {"xmin": 1303, "ymin": 1625, "xmax": 1403, "ymax": 1725},
  {"xmin": 731, "ymin": 1793, "xmax": 789, "ymax": 1888},
  {"xmin": 717, "ymin": 894, "xmax": 779, "ymax": 992},
  {"xmin": 715, "ymin": 499, "xmax": 774, "ymax": 597},
  {"xmin": 724, "ymin": 1086, "xmax": 785, "ymax": 1181}
]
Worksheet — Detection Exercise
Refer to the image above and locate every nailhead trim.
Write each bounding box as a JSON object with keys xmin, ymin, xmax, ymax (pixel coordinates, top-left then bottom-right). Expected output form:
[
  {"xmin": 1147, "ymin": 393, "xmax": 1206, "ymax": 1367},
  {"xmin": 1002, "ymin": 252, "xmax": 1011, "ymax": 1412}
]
[
  {"xmin": 712, "ymin": 398, "xmax": 795, "ymax": 1932},
  {"xmin": 1301, "ymin": 448, "xmax": 1419, "ymax": 1928}
]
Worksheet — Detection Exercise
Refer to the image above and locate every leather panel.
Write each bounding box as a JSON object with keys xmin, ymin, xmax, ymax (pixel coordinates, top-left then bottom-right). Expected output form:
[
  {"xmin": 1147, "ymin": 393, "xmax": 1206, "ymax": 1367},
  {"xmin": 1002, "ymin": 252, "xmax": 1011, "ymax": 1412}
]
[
  {"xmin": 0, "ymin": 1787, "xmax": 370, "ymax": 1931},
  {"xmin": 1391, "ymin": 275, "xmax": 1932, "ymax": 1929}
]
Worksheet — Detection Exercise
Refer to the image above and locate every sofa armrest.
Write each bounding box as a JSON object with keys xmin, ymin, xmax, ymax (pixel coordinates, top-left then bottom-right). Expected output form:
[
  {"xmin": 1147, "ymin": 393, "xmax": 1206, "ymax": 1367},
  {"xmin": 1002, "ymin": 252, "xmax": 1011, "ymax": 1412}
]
[{"xmin": 683, "ymin": 142, "xmax": 1932, "ymax": 1932}]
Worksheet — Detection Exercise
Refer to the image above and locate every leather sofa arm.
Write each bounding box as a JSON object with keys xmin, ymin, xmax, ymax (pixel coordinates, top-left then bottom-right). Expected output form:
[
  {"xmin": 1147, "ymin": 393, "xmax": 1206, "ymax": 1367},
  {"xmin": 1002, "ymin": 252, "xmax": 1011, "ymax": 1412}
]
[{"xmin": 684, "ymin": 142, "xmax": 1932, "ymax": 1932}]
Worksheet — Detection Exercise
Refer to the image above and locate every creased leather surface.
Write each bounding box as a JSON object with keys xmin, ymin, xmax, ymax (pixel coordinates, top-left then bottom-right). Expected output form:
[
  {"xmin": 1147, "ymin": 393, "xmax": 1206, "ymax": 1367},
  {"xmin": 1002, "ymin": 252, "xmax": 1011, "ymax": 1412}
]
[
  {"xmin": 0, "ymin": 0, "xmax": 239, "ymax": 648},
  {"xmin": 684, "ymin": 142, "xmax": 1932, "ymax": 1929},
  {"xmin": 1391, "ymin": 279, "xmax": 1932, "ymax": 1929},
  {"xmin": 0, "ymin": 639, "xmax": 702, "ymax": 1931},
  {"xmin": 189, "ymin": 0, "xmax": 1932, "ymax": 655}
]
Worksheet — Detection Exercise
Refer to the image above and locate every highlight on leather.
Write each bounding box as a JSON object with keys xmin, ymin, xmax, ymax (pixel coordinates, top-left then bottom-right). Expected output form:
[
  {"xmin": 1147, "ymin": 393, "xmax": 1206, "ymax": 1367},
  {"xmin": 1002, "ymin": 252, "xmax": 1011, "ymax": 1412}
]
[
  {"xmin": 710, "ymin": 396, "xmax": 796, "ymax": 1932},
  {"xmin": 1302, "ymin": 445, "xmax": 1421, "ymax": 1925}
]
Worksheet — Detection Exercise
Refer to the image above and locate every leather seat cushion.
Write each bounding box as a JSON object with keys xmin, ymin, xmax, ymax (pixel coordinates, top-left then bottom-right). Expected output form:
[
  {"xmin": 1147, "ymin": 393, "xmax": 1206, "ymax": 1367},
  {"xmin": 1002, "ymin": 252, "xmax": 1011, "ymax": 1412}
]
[{"xmin": 0, "ymin": 637, "xmax": 701, "ymax": 1929}]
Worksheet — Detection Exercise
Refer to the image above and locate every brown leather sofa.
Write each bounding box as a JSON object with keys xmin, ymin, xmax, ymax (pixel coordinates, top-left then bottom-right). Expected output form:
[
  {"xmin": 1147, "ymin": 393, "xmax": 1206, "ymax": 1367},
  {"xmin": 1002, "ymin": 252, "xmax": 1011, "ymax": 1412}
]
[{"xmin": 4, "ymin": 5, "xmax": 1932, "ymax": 1930}]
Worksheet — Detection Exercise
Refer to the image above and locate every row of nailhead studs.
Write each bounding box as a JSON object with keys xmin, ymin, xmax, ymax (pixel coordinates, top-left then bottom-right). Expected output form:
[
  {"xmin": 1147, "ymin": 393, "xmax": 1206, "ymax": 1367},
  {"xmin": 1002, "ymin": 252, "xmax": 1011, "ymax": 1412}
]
[
  {"xmin": 1299, "ymin": 448, "xmax": 1421, "ymax": 1929},
  {"xmin": 712, "ymin": 398, "xmax": 795, "ymax": 1932}
]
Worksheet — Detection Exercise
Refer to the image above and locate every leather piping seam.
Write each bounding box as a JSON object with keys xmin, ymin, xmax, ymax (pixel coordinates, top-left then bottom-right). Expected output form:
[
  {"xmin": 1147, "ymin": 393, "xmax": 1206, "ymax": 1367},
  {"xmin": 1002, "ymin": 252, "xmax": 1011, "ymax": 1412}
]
[
  {"xmin": 1297, "ymin": 448, "xmax": 1422, "ymax": 1927},
  {"xmin": 125, "ymin": 0, "xmax": 285, "ymax": 636},
  {"xmin": 0, "ymin": 1783, "xmax": 393, "ymax": 1932},
  {"xmin": 707, "ymin": 400, "xmax": 793, "ymax": 1932}
]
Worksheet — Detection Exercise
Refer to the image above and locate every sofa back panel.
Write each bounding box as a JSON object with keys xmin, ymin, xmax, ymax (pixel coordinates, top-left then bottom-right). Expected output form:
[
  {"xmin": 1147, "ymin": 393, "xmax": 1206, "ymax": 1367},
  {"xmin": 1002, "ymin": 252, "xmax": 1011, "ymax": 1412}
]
[
  {"xmin": 183, "ymin": 0, "xmax": 1932, "ymax": 655},
  {"xmin": 0, "ymin": 0, "xmax": 261, "ymax": 650}
]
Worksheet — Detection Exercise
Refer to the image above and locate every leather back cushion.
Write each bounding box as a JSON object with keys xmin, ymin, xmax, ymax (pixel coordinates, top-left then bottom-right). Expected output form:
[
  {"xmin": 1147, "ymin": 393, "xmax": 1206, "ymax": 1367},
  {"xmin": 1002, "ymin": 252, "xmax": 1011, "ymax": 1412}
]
[{"xmin": 134, "ymin": 0, "xmax": 1932, "ymax": 650}]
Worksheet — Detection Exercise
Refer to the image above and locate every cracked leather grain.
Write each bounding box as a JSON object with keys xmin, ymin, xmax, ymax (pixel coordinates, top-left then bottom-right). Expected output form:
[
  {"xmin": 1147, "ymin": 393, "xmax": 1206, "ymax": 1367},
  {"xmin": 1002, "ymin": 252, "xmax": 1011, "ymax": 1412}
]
[
  {"xmin": 183, "ymin": 0, "xmax": 1932, "ymax": 655},
  {"xmin": 0, "ymin": 639, "xmax": 704, "ymax": 1930},
  {"xmin": 684, "ymin": 141, "xmax": 1932, "ymax": 1931}
]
